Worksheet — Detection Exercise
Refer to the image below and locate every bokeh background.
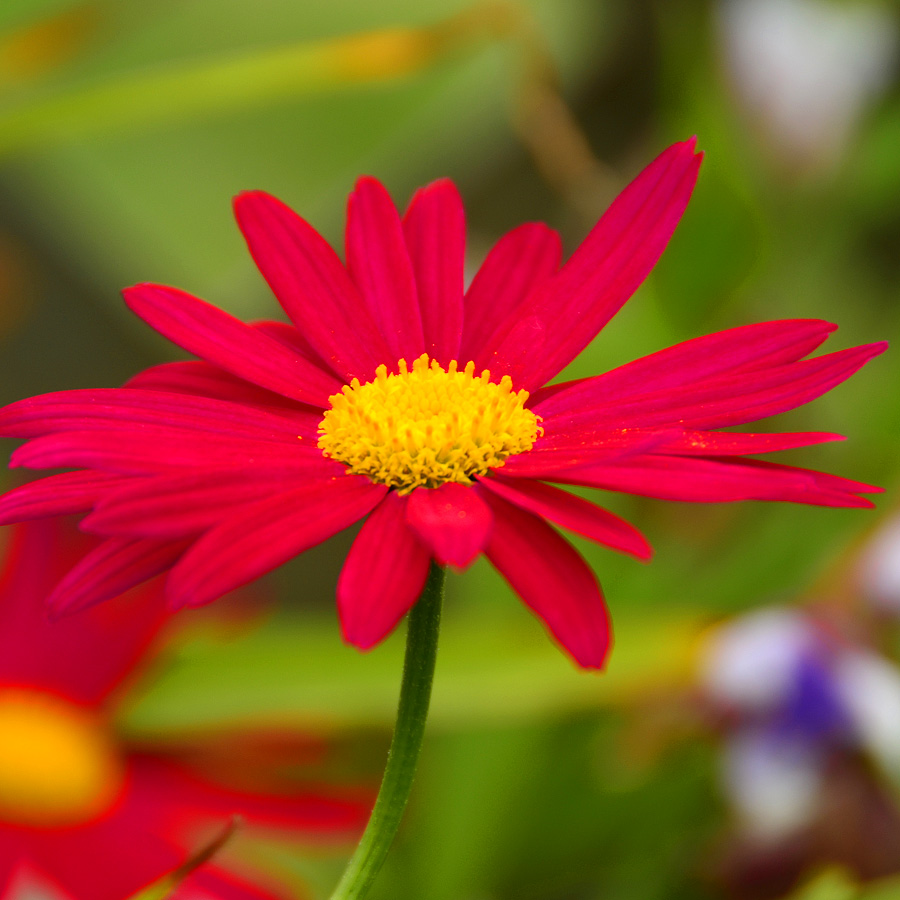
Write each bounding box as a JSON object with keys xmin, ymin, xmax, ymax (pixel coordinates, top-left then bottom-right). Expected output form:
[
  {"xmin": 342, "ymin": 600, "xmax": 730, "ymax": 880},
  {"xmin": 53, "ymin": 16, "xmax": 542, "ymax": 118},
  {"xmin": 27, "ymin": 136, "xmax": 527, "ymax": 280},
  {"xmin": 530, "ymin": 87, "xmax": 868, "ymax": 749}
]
[{"xmin": 1, "ymin": 0, "xmax": 899, "ymax": 898}]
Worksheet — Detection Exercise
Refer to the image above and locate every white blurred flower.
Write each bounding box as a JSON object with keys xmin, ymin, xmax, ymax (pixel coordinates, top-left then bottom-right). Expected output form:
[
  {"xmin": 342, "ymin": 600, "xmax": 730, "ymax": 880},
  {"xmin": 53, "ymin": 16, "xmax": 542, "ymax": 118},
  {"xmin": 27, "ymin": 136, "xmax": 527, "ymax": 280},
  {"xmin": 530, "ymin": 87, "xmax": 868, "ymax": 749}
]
[
  {"xmin": 702, "ymin": 603, "xmax": 900, "ymax": 839},
  {"xmin": 718, "ymin": 0, "xmax": 898, "ymax": 166},
  {"xmin": 857, "ymin": 513, "xmax": 900, "ymax": 613},
  {"xmin": 835, "ymin": 650, "xmax": 900, "ymax": 777},
  {"xmin": 699, "ymin": 607, "xmax": 816, "ymax": 710},
  {"xmin": 724, "ymin": 729, "xmax": 822, "ymax": 839}
]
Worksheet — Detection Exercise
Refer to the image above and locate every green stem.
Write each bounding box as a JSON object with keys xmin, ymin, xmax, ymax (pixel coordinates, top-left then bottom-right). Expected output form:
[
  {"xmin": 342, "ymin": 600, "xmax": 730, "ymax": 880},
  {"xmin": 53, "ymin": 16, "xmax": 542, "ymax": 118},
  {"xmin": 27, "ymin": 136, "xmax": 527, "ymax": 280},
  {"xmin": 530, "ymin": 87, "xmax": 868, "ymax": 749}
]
[{"xmin": 329, "ymin": 563, "xmax": 445, "ymax": 900}]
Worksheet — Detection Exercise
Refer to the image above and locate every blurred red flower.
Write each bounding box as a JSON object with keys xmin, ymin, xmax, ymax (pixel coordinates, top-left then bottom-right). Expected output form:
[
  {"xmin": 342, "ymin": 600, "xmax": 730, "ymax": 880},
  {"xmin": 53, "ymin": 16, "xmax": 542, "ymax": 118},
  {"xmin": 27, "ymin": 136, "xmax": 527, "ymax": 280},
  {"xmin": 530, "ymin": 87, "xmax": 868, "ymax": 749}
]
[
  {"xmin": 0, "ymin": 520, "xmax": 367, "ymax": 900},
  {"xmin": 0, "ymin": 139, "xmax": 884, "ymax": 669}
]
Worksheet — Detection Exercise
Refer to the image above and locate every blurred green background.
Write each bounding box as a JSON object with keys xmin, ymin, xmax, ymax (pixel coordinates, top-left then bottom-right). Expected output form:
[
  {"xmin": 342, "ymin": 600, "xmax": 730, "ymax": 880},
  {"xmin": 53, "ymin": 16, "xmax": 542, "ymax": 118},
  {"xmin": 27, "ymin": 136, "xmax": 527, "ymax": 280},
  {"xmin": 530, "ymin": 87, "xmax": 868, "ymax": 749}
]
[{"xmin": 0, "ymin": 0, "xmax": 898, "ymax": 898}]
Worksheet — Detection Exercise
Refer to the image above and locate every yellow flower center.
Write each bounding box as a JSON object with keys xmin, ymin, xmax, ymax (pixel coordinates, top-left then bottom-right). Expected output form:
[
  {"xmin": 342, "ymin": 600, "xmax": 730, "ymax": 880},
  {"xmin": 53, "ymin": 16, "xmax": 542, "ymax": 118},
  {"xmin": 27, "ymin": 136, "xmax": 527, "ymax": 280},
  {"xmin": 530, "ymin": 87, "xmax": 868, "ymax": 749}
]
[
  {"xmin": 0, "ymin": 687, "xmax": 125, "ymax": 827},
  {"xmin": 318, "ymin": 353, "xmax": 541, "ymax": 492}
]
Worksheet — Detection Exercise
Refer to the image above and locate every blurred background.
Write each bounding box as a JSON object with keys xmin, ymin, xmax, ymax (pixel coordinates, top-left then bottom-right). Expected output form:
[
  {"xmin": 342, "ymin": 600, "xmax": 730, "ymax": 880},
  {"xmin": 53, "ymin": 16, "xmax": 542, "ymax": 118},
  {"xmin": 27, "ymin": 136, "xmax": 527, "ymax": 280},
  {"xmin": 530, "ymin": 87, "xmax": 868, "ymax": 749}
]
[{"xmin": 0, "ymin": 0, "xmax": 898, "ymax": 898}]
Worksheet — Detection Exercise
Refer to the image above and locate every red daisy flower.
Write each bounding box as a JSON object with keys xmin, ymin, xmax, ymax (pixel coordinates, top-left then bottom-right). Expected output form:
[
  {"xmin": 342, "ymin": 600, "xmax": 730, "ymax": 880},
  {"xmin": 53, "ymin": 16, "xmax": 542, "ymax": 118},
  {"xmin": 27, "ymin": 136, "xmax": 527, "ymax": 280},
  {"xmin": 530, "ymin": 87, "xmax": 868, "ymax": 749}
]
[
  {"xmin": 0, "ymin": 520, "xmax": 367, "ymax": 900},
  {"xmin": 0, "ymin": 139, "xmax": 884, "ymax": 669}
]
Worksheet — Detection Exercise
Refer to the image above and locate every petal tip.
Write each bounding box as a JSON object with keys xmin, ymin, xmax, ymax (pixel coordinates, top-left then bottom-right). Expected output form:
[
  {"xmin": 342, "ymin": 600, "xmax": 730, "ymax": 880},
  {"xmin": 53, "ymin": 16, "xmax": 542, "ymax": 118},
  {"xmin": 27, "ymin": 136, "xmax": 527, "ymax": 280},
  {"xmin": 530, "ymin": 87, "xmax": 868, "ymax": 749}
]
[
  {"xmin": 635, "ymin": 541, "xmax": 654, "ymax": 562},
  {"xmin": 339, "ymin": 624, "xmax": 380, "ymax": 653},
  {"xmin": 571, "ymin": 642, "xmax": 612, "ymax": 671},
  {"xmin": 121, "ymin": 282, "xmax": 157, "ymax": 303},
  {"xmin": 675, "ymin": 135, "xmax": 703, "ymax": 163},
  {"xmin": 352, "ymin": 174, "xmax": 389, "ymax": 197},
  {"xmin": 232, "ymin": 190, "xmax": 286, "ymax": 227}
]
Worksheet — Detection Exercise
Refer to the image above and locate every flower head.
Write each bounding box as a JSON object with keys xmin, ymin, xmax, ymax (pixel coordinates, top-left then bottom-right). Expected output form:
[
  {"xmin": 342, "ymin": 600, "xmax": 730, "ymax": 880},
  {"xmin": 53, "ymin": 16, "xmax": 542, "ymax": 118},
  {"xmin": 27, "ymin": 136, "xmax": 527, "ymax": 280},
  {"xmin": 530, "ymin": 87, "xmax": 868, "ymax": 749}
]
[
  {"xmin": 0, "ymin": 520, "xmax": 366, "ymax": 900},
  {"xmin": 0, "ymin": 139, "xmax": 884, "ymax": 669}
]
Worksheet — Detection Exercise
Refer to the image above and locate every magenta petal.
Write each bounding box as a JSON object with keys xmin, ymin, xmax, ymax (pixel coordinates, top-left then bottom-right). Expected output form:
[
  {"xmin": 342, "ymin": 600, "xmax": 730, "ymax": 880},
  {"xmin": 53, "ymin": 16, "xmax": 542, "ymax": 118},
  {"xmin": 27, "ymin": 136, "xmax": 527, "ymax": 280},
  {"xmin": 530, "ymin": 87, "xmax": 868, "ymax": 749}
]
[
  {"xmin": 149, "ymin": 759, "xmax": 367, "ymax": 832},
  {"xmin": 83, "ymin": 463, "xmax": 340, "ymax": 538},
  {"xmin": 234, "ymin": 190, "xmax": 391, "ymax": 380},
  {"xmin": 346, "ymin": 176, "xmax": 425, "ymax": 363},
  {"xmin": 47, "ymin": 537, "xmax": 188, "ymax": 617},
  {"xmin": 0, "ymin": 388, "xmax": 311, "ymax": 441},
  {"xmin": 532, "ymin": 318, "xmax": 839, "ymax": 413},
  {"xmin": 402, "ymin": 179, "xmax": 466, "ymax": 364},
  {"xmin": 483, "ymin": 492, "xmax": 611, "ymax": 669},
  {"xmin": 653, "ymin": 430, "xmax": 845, "ymax": 456},
  {"xmin": 405, "ymin": 482, "xmax": 493, "ymax": 569},
  {"xmin": 0, "ymin": 522, "xmax": 169, "ymax": 705},
  {"xmin": 479, "ymin": 476, "xmax": 651, "ymax": 559},
  {"xmin": 252, "ymin": 318, "xmax": 339, "ymax": 375},
  {"xmin": 166, "ymin": 475, "xmax": 387, "ymax": 609},
  {"xmin": 126, "ymin": 361, "xmax": 304, "ymax": 412},
  {"xmin": 337, "ymin": 492, "xmax": 431, "ymax": 650},
  {"xmin": 498, "ymin": 428, "xmax": 678, "ymax": 477},
  {"xmin": 123, "ymin": 284, "xmax": 341, "ymax": 406},
  {"xmin": 0, "ymin": 472, "xmax": 123, "ymax": 525},
  {"xmin": 537, "ymin": 341, "xmax": 887, "ymax": 432},
  {"xmin": 488, "ymin": 139, "xmax": 702, "ymax": 389},
  {"xmin": 462, "ymin": 222, "xmax": 561, "ymax": 367},
  {"xmin": 531, "ymin": 424, "xmax": 844, "ymax": 461},
  {"xmin": 11, "ymin": 428, "xmax": 324, "ymax": 474},
  {"xmin": 556, "ymin": 455, "xmax": 880, "ymax": 507}
]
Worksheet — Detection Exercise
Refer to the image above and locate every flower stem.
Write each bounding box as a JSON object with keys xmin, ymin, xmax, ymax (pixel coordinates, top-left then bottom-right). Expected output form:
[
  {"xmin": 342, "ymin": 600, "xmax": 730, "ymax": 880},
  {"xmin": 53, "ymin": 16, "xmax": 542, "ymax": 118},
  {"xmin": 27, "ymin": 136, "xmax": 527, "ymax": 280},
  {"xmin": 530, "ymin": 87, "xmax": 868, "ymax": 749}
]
[{"xmin": 328, "ymin": 563, "xmax": 445, "ymax": 900}]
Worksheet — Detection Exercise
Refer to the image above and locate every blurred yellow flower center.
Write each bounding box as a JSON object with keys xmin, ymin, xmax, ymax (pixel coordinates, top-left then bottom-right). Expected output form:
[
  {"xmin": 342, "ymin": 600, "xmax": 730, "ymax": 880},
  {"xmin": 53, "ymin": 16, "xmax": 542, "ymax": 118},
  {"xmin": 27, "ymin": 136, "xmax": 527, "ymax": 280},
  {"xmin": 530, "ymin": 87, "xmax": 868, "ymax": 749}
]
[
  {"xmin": 318, "ymin": 354, "xmax": 541, "ymax": 491},
  {"xmin": 0, "ymin": 687, "xmax": 124, "ymax": 827}
]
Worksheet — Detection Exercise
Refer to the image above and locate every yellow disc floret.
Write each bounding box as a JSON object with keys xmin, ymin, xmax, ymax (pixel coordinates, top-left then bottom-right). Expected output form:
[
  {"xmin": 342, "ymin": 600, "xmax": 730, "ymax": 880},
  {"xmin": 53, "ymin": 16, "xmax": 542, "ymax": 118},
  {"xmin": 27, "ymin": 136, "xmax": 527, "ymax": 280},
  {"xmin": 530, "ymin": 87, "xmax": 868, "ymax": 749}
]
[
  {"xmin": 0, "ymin": 687, "xmax": 125, "ymax": 827},
  {"xmin": 318, "ymin": 353, "xmax": 541, "ymax": 491}
]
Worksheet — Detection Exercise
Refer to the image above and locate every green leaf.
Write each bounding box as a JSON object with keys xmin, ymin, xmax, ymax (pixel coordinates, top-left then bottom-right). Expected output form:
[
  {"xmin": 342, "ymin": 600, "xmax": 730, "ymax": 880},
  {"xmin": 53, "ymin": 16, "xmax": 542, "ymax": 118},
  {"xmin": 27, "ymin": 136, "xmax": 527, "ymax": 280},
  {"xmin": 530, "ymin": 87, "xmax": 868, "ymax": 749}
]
[
  {"xmin": 0, "ymin": 15, "xmax": 488, "ymax": 156},
  {"xmin": 788, "ymin": 870, "xmax": 859, "ymax": 900},
  {"xmin": 118, "ymin": 603, "xmax": 703, "ymax": 739},
  {"xmin": 0, "ymin": 0, "xmax": 83, "ymax": 35}
]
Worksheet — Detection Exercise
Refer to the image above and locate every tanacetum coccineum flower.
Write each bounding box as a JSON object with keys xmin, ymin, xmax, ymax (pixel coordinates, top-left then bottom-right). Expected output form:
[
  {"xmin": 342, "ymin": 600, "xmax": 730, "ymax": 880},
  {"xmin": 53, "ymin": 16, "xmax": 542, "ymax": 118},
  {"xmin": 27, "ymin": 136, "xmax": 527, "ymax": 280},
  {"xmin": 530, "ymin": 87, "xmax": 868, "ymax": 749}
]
[
  {"xmin": 0, "ymin": 520, "xmax": 367, "ymax": 900},
  {"xmin": 0, "ymin": 139, "xmax": 884, "ymax": 669}
]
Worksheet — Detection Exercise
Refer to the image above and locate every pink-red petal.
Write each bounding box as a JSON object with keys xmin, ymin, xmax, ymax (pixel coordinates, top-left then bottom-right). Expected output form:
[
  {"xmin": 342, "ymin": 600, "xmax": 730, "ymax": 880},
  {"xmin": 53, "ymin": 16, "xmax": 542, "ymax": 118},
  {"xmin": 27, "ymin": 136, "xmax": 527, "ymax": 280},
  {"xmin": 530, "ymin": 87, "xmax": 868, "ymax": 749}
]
[
  {"xmin": 652, "ymin": 430, "xmax": 844, "ymax": 456},
  {"xmin": 524, "ymin": 425, "xmax": 844, "ymax": 465},
  {"xmin": 234, "ymin": 190, "xmax": 390, "ymax": 380},
  {"xmin": 83, "ymin": 463, "xmax": 340, "ymax": 539},
  {"xmin": 402, "ymin": 178, "xmax": 466, "ymax": 364},
  {"xmin": 554, "ymin": 454, "xmax": 880, "ymax": 507},
  {"xmin": 462, "ymin": 222, "xmax": 562, "ymax": 368},
  {"xmin": 486, "ymin": 139, "xmax": 702, "ymax": 389},
  {"xmin": 404, "ymin": 482, "xmax": 493, "ymax": 569},
  {"xmin": 252, "ymin": 318, "xmax": 337, "ymax": 375},
  {"xmin": 483, "ymin": 492, "xmax": 611, "ymax": 669},
  {"xmin": 498, "ymin": 427, "xmax": 678, "ymax": 477},
  {"xmin": 47, "ymin": 537, "xmax": 188, "ymax": 617},
  {"xmin": 337, "ymin": 492, "xmax": 431, "ymax": 650},
  {"xmin": 537, "ymin": 342, "xmax": 887, "ymax": 432},
  {"xmin": 0, "ymin": 472, "xmax": 122, "ymax": 525},
  {"xmin": 123, "ymin": 283, "xmax": 341, "ymax": 406},
  {"xmin": 126, "ymin": 360, "xmax": 304, "ymax": 412},
  {"xmin": 136, "ymin": 757, "xmax": 368, "ymax": 835},
  {"xmin": 531, "ymin": 318, "xmax": 839, "ymax": 413},
  {"xmin": 0, "ymin": 520, "xmax": 170, "ymax": 704},
  {"xmin": 166, "ymin": 475, "xmax": 386, "ymax": 609},
  {"xmin": 10, "ymin": 428, "xmax": 324, "ymax": 474},
  {"xmin": 479, "ymin": 476, "xmax": 651, "ymax": 559},
  {"xmin": 346, "ymin": 176, "xmax": 424, "ymax": 363},
  {"xmin": 0, "ymin": 388, "xmax": 311, "ymax": 441}
]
